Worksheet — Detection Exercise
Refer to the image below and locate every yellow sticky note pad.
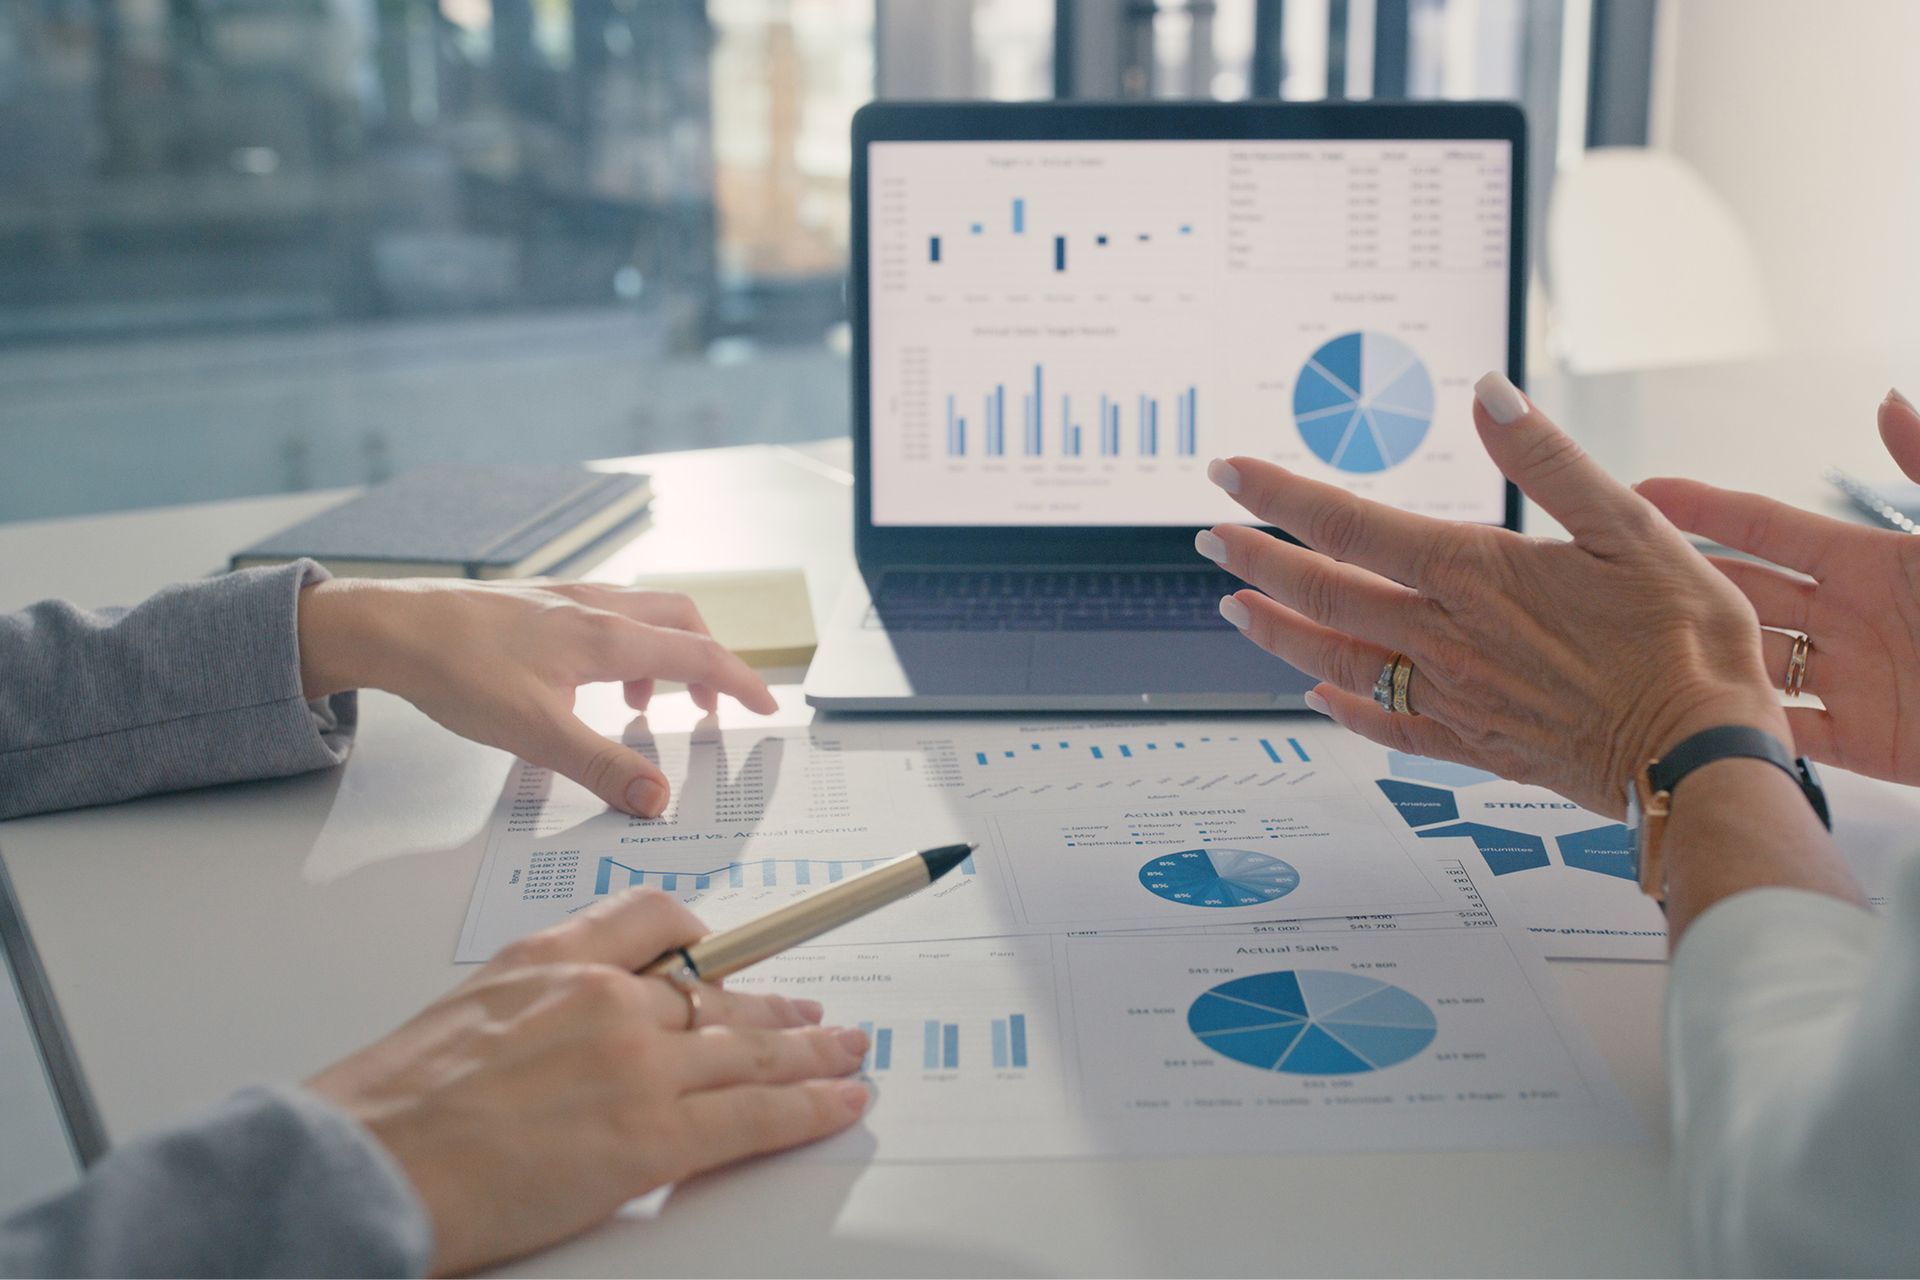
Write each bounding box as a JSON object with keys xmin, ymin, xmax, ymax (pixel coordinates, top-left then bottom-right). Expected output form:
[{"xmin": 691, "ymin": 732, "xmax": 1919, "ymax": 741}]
[{"xmin": 628, "ymin": 568, "xmax": 817, "ymax": 670}]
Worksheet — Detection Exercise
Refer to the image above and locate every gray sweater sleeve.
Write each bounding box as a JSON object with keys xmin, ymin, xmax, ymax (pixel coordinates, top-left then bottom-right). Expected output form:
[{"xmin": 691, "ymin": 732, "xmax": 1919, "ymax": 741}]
[
  {"xmin": 1, "ymin": 1085, "xmax": 435, "ymax": 1277},
  {"xmin": 0, "ymin": 561, "xmax": 356, "ymax": 821}
]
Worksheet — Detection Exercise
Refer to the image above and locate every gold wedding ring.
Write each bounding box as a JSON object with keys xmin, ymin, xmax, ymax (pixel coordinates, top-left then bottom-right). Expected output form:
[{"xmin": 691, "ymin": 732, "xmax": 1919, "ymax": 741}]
[
  {"xmin": 1392, "ymin": 653, "xmax": 1415, "ymax": 715},
  {"xmin": 1784, "ymin": 633, "xmax": 1812, "ymax": 699},
  {"xmin": 1372, "ymin": 652, "xmax": 1417, "ymax": 715}
]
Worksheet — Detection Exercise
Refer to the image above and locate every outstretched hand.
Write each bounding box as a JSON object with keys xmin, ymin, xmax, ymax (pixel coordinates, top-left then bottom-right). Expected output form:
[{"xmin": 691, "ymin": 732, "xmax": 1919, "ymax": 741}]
[
  {"xmin": 297, "ymin": 579, "xmax": 778, "ymax": 817},
  {"xmin": 1635, "ymin": 389, "xmax": 1920, "ymax": 784},
  {"xmin": 1198, "ymin": 373, "xmax": 1787, "ymax": 816}
]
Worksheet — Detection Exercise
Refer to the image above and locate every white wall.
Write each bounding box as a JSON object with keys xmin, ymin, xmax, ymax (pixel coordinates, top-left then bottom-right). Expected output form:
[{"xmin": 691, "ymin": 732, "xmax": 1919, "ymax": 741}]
[{"xmin": 1653, "ymin": 0, "xmax": 1920, "ymax": 355}]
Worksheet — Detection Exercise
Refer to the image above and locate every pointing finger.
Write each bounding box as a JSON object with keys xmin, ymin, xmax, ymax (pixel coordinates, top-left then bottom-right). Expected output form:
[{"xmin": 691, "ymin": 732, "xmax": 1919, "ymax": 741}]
[{"xmin": 538, "ymin": 713, "xmax": 673, "ymax": 817}]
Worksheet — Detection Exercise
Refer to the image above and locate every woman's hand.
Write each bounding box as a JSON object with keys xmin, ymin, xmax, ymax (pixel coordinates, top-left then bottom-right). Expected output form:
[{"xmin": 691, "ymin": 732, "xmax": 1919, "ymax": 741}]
[
  {"xmin": 1634, "ymin": 390, "xmax": 1920, "ymax": 785},
  {"xmin": 1197, "ymin": 373, "xmax": 1787, "ymax": 816},
  {"xmin": 307, "ymin": 890, "xmax": 869, "ymax": 1277},
  {"xmin": 296, "ymin": 579, "xmax": 778, "ymax": 817}
]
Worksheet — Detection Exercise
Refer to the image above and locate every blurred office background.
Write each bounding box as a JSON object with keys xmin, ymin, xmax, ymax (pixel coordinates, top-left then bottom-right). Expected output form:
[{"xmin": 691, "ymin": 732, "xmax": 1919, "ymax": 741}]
[{"xmin": 3, "ymin": 0, "xmax": 1916, "ymax": 522}]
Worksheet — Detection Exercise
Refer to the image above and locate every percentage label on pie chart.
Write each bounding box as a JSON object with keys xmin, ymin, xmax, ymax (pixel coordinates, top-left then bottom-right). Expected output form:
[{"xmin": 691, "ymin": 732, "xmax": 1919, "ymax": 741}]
[
  {"xmin": 1293, "ymin": 332, "xmax": 1435, "ymax": 473},
  {"xmin": 1189, "ymin": 969, "xmax": 1438, "ymax": 1074},
  {"xmin": 1138, "ymin": 848, "xmax": 1300, "ymax": 908}
]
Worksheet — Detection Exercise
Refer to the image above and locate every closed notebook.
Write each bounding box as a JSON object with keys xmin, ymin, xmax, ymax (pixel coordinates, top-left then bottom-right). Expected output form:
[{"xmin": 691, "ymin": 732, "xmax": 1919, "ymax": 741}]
[{"xmin": 229, "ymin": 465, "xmax": 652, "ymax": 579}]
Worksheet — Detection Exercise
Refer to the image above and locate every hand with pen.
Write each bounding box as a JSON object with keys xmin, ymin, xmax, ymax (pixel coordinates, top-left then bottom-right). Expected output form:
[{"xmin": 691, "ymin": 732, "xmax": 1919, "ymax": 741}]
[
  {"xmin": 1634, "ymin": 388, "xmax": 1920, "ymax": 786},
  {"xmin": 307, "ymin": 890, "xmax": 871, "ymax": 1277},
  {"xmin": 296, "ymin": 578, "xmax": 781, "ymax": 818}
]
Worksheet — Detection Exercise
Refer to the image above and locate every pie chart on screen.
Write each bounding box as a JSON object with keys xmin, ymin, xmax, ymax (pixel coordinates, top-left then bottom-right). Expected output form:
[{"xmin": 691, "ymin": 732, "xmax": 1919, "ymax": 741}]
[{"xmin": 1292, "ymin": 332, "xmax": 1435, "ymax": 473}]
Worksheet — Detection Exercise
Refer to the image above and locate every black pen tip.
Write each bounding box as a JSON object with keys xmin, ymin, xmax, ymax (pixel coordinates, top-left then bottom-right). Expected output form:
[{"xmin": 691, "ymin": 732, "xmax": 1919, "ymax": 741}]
[{"xmin": 920, "ymin": 842, "xmax": 977, "ymax": 882}]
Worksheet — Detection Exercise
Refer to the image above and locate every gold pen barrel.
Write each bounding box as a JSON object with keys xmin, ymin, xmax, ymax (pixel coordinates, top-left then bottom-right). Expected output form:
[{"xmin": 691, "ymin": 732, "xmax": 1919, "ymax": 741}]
[{"xmin": 638, "ymin": 851, "xmax": 932, "ymax": 983}]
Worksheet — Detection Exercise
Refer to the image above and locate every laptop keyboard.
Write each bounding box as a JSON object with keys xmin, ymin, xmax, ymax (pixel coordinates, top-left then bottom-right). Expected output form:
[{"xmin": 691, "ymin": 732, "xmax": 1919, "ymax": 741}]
[{"xmin": 866, "ymin": 569, "xmax": 1239, "ymax": 631}]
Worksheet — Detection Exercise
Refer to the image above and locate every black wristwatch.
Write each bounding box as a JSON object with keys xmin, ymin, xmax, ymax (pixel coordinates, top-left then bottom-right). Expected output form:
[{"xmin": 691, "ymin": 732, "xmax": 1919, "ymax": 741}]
[{"xmin": 1625, "ymin": 724, "xmax": 1831, "ymax": 901}]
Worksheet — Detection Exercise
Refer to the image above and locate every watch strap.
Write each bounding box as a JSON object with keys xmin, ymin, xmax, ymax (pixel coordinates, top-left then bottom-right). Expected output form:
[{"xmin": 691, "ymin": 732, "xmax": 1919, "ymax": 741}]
[{"xmin": 1647, "ymin": 725, "xmax": 1832, "ymax": 830}]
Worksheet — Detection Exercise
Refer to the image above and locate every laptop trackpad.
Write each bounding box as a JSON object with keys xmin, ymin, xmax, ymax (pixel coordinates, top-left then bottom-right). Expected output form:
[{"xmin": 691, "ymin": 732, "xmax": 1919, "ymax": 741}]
[
  {"xmin": 1028, "ymin": 630, "xmax": 1310, "ymax": 695},
  {"xmin": 888, "ymin": 633, "xmax": 1037, "ymax": 694}
]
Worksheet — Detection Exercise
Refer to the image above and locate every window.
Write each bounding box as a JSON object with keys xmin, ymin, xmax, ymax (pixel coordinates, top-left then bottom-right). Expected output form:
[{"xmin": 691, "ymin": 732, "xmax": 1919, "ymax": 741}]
[{"xmin": 2, "ymin": 0, "xmax": 1616, "ymax": 522}]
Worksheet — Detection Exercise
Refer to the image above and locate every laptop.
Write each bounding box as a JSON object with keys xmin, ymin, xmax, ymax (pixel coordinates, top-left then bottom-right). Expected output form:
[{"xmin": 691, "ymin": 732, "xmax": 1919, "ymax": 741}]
[{"xmin": 806, "ymin": 101, "xmax": 1526, "ymax": 712}]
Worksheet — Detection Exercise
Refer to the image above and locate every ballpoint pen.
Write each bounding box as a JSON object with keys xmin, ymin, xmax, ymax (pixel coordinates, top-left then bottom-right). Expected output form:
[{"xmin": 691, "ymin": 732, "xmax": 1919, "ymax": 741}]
[{"xmin": 638, "ymin": 841, "xmax": 977, "ymax": 989}]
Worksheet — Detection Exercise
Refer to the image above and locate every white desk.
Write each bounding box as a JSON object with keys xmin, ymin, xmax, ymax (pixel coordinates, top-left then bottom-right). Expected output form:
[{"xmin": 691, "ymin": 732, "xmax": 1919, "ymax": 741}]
[{"xmin": 0, "ymin": 357, "xmax": 1911, "ymax": 1275}]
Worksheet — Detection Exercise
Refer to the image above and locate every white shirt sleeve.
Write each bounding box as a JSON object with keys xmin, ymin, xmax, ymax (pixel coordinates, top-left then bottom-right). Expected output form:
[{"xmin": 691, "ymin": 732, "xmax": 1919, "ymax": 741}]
[{"xmin": 1666, "ymin": 855, "xmax": 1920, "ymax": 1276}]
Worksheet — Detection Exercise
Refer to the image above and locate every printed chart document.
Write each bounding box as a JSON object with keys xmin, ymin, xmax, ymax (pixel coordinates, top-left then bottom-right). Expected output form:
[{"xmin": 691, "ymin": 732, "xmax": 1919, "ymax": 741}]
[
  {"xmin": 451, "ymin": 705, "xmax": 1647, "ymax": 1160},
  {"xmin": 456, "ymin": 716, "xmax": 1453, "ymax": 961},
  {"xmin": 1339, "ymin": 735, "xmax": 1915, "ymax": 960},
  {"xmin": 1342, "ymin": 742, "xmax": 1669, "ymax": 959},
  {"xmin": 727, "ymin": 863, "xmax": 1638, "ymax": 1162}
]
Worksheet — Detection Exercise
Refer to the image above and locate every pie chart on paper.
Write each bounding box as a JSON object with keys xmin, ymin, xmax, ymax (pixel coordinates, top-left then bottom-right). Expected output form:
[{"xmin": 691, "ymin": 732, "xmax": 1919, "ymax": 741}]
[
  {"xmin": 1188, "ymin": 969, "xmax": 1438, "ymax": 1074},
  {"xmin": 1292, "ymin": 332, "xmax": 1436, "ymax": 473},
  {"xmin": 1138, "ymin": 848, "xmax": 1301, "ymax": 908}
]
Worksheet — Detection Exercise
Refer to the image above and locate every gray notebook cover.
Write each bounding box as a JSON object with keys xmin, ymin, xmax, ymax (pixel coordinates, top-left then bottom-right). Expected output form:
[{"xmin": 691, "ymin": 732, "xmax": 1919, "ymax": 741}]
[{"xmin": 231, "ymin": 465, "xmax": 649, "ymax": 572}]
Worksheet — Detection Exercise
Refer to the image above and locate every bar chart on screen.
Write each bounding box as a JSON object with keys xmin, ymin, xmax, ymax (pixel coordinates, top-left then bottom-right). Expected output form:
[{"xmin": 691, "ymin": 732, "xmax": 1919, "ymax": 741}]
[
  {"xmin": 943, "ymin": 371, "xmax": 1196, "ymax": 459},
  {"xmin": 904, "ymin": 190, "xmax": 1206, "ymax": 288},
  {"xmin": 868, "ymin": 138, "xmax": 1514, "ymax": 527}
]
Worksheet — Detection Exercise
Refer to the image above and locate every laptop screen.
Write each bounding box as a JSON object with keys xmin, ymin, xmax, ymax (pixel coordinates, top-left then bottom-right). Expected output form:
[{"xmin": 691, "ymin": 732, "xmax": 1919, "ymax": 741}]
[{"xmin": 867, "ymin": 137, "xmax": 1513, "ymax": 528}]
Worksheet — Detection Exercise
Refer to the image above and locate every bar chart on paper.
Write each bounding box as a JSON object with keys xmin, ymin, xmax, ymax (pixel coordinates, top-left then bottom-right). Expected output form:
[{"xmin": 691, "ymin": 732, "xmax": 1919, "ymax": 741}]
[
  {"xmin": 852, "ymin": 1013, "xmax": 1033, "ymax": 1073},
  {"xmin": 587, "ymin": 853, "xmax": 977, "ymax": 899},
  {"xmin": 726, "ymin": 938, "xmax": 1074, "ymax": 1160},
  {"xmin": 960, "ymin": 729, "xmax": 1318, "ymax": 798}
]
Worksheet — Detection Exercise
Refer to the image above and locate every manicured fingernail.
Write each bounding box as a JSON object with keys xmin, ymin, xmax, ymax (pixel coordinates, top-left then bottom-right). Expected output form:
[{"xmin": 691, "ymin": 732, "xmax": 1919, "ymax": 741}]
[
  {"xmin": 1888, "ymin": 387, "xmax": 1915, "ymax": 411},
  {"xmin": 1473, "ymin": 371, "xmax": 1529, "ymax": 425},
  {"xmin": 794, "ymin": 998, "xmax": 825, "ymax": 1023},
  {"xmin": 1218, "ymin": 595, "xmax": 1251, "ymax": 630},
  {"xmin": 836, "ymin": 1080, "xmax": 871, "ymax": 1113},
  {"xmin": 1207, "ymin": 458, "xmax": 1242, "ymax": 493},
  {"xmin": 834, "ymin": 1026, "xmax": 869, "ymax": 1056},
  {"xmin": 1303, "ymin": 689, "xmax": 1331, "ymax": 716},
  {"xmin": 1194, "ymin": 529, "xmax": 1228, "ymax": 564},
  {"xmin": 626, "ymin": 778, "xmax": 667, "ymax": 816}
]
